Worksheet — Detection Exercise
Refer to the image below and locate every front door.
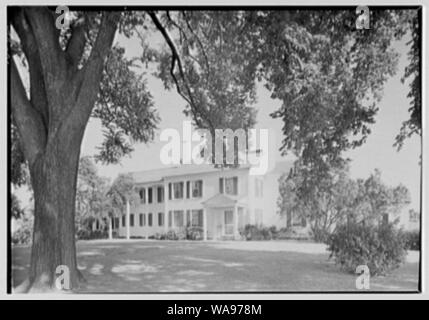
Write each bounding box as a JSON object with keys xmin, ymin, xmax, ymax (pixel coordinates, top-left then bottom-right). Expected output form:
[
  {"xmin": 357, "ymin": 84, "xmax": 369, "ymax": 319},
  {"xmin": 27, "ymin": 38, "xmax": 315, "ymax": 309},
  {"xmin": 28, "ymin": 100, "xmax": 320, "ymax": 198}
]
[{"xmin": 224, "ymin": 210, "xmax": 234, "ymax": 235}]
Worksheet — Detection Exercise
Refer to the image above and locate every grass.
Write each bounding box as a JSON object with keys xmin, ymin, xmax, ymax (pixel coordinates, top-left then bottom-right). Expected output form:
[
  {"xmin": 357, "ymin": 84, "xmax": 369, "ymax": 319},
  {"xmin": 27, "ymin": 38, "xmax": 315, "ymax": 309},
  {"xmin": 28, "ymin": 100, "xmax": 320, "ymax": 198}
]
[{"xmin": 11, "ymin": 240, "xmax": 419, "ymax": 293}]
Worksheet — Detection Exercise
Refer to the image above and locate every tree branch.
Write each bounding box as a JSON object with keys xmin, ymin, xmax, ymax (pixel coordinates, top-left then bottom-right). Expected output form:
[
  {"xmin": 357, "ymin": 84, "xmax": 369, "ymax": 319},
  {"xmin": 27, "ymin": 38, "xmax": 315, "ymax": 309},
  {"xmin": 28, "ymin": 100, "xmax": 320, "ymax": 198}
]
[
  {"xmin": 147, "ymin": 10, "xmax": 211, "ymax": 130},
  {"xmin": 11, "ymin": 9, "xmax": 49, "ymax": 127},
  {"xmin": 24, "ymin": 7, "xmax": 65, "ymax": 88},
  {"xmin": 10, "ymin": 58, "xmax": 47, "ymax": 166},
  {"xmin": 64, "ymin": 12, "xmax": 120, "ymax": 134},
  {"xmin": 66, "ymin": 16, "xmax": 87, "ymax": 68}
]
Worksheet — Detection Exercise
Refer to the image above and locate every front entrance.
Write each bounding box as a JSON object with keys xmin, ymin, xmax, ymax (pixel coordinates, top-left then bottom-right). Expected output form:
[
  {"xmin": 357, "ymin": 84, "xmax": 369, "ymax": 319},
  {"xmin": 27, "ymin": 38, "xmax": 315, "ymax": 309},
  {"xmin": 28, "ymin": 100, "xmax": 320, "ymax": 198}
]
[{"xmin": 224, "ymin": 210, "xmax": 234, "ymax": 235}]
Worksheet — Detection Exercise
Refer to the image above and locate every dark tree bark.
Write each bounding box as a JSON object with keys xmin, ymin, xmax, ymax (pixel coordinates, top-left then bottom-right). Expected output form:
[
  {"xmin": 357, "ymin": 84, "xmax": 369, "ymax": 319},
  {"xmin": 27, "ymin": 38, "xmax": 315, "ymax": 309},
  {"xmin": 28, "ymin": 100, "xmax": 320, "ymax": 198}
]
[{"xmin": 10, "ymin": 7, "xmax": 119, "ymax": 291}]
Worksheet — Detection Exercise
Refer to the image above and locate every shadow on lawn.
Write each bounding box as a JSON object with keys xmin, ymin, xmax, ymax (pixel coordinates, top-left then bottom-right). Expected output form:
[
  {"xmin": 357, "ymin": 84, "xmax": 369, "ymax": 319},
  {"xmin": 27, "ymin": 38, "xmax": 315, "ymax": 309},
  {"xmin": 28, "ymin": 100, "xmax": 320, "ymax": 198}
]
[{"xmin": 11, "ymin": 241, "xmax": 420, "ymax": 293}]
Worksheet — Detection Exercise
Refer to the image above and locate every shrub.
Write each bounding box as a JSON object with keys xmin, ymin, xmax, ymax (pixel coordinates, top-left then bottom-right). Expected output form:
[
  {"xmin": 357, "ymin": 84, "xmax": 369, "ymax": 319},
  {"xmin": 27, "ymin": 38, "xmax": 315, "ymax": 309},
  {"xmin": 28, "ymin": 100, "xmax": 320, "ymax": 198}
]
[
  {"xmin": 310, "ymin": 228, "xmax": 330, "ymax": 243},
  {"xmin": 240, "ymin": 224, "xmax": 277, "ymax": 240},
  {"xmin": 276, "ymin": 228, "xmax": 311, "ymax": 241},
  {"xmin": 403, "ymin": 230, "xmax": 420, "ymax": 251},
  {"xmin": 186, "ymin": 226, "xmax": 204, "ymax": 240},
  {"xmin": 166, "ymin": 230, "xmax": 179, "ymax": 240},
  {"xmin": 76, "ymin": 229, "xmax": 108, "ymax": 240},
  {"xmin": 12, "ymin": 215, "xmax": 33, "ymax": 245},
  {"xmin": 327, "ymin": 222, "xmax": 407, "ymax": 276}
]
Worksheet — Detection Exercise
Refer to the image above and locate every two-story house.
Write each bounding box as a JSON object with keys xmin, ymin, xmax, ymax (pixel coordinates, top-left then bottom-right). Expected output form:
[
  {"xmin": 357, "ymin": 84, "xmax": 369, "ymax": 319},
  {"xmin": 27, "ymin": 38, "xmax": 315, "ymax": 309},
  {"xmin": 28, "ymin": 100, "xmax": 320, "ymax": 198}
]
[{"xmin": 117, "ymin": 160, "xmax": 293, "ymax": 240}]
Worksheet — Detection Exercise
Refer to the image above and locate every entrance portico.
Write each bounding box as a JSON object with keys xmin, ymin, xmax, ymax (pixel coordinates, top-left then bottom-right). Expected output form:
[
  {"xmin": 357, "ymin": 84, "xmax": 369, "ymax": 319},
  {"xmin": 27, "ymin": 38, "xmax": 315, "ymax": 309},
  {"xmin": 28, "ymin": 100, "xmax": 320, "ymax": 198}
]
[{"xmin": 202, "ymin": 194, "xmax": 246, "ymax": 240}]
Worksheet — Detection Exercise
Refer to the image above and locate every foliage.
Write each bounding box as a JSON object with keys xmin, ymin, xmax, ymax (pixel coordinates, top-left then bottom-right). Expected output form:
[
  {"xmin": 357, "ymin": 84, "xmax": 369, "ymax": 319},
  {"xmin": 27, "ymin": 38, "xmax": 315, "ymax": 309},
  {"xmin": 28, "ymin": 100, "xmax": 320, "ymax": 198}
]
[
  {"xmin": 94, "ymin": 46, "xmax": 160, "ymax": 164},
  {"xmin": 12, "ymin": 213, "xmax": 33, "ymax": 245},
  {"xmin": 240, "ymin": 224, "xmax": 277, "ymax": 241},
  {"xmin": 106, "ymin": 173, "xmax": 136, "ymax": 219},
  {"xmin": 278, "ymin": 164, "xmax": 411, "ymax": 243},
  {"xmin": 11, "ymin": 193, "xmax": 25, "ymax": 219},
  {"xmin": 11, "ymin": 122, "xmax": 28, "ymax": 187},
  {"xmin": 75, "ymin": 156, "xmax": 111, "ymax": 231},
  {"xmin": 159, "ymin": 230, "xmax": 183, "ymax": 240},
  {"xmin": 76, "ymin": 229, "xmax": 109, "ymax": 240},
  {"xmin": 278, "ymin": 163, "xmax": 359, "ymax": 242},
  {"xmin": 403, "ymin": 230, "xmax": 420, "ymax": 251},
  {"xmin": 276, "ymin": 228, "xmax": 311, "ymax": 241},
  {"xmin": 185, "ymin": 226, "xmax": 204, "ymax": 240},
  {"xmin": 327, "ymin": 222, "xmax": 407, "ymax": 276},
  {"xmin": 395, "ymin": 10, "xmax": 421, "ymax": 149}
]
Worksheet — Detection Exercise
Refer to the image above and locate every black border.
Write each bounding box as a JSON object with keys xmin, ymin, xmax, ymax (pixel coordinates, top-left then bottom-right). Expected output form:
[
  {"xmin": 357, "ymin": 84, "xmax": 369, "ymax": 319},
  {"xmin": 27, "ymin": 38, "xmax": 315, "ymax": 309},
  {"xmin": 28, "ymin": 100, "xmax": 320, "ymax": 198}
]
[{"xmin": 6, "ymin": 5, "xmax": 423, "ymax": 296}]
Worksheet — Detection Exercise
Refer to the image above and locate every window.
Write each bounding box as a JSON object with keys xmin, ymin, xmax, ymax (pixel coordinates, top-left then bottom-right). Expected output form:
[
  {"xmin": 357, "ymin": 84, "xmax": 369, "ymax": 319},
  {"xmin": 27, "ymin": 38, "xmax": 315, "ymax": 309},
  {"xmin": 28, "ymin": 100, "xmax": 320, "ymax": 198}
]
[
  {"xmin": 139, "ymin": 213, "xmax": 146, "ymax": 226},
  {"xmin": 114, "ymin": 217, "xmax": 119, "ymax": 229},
  {"xmin": 168, "ymin": 211, "xmax": 172, "ymax": 227},
  {"xmin": 173, "ymin": 182, "xmax": 184, "ymax": 199},
  {"xmin": 225, "ymin": 177, "xmax": 238, "ymax": 195},
  {"xmin": 173, "ymin": 210, "xmax": 184, "ymax": 227},
  {"xmin": 192, "ymin": 180, "xmax": 203, "ymax": 198},
  {"xmin": 148, "ymin": 213, "xmax": 153, "ymax": 227},
  {"xmin": 219, "ymin": 178, "xmax": 224, "ymax": 194},
  {"xmin": 157, "ymin": 187, "xmax": 164, "ymax": 203},
  {"xmin": 186, "ymin": 181, "xmax": 190, "ymax": 199},
  {"xmin": 122, "ymin": 215, "xmax": 125, "ymax": 227},
  {"xmin": 191, "ymin": 210, "xmax": 203, "ymax": 227},
  {"xmin": 139, "ymin": 188, "xmax": 146, "ymax": 204},
  {"xmin": 158, "ymin": 212, "xmax": 164, "ymax": 226},
  {"xmin": 168, "ymin": 183, "xmax": 172, "ymax": 200},
  {"xmin": 148, "ymin": 187, "xmax": 153, "ymax": 204},
  {"xmin": 130, "ymin": 214, "xmax": 134, "ymax": 227}
]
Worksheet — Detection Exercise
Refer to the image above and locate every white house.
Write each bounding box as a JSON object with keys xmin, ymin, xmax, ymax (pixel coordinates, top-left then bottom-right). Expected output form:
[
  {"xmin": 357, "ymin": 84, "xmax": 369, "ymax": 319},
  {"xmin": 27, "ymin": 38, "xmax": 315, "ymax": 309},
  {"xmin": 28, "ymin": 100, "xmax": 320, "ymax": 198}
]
[{"xmin": 116, "ymin": 161, "xmax": 293, "ymax": 240}]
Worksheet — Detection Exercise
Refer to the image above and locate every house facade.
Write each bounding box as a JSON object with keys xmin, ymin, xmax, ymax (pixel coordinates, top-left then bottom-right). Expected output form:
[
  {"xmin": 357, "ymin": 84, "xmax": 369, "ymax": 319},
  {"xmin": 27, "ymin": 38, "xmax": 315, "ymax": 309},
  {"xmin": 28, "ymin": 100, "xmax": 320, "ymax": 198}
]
[{"xmin": 116, "ymin": 161, "xmax": 293, "ymax": 240}]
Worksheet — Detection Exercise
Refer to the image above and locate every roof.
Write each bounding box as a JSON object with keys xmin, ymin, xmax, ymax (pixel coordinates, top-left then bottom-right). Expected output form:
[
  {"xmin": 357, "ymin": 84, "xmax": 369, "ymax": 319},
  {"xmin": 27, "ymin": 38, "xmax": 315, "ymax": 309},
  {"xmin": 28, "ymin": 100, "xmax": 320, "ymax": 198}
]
[
  {"xmin": 128, "ymin": 160, "xmax": 294, "ymax": 184},
  {"xmin": 129, "ymin": 163, "xmax": 250, "ymax": 184},
  {"xmin": 202, "ymin": 193, "xmax": 239, "ymax": 208}
]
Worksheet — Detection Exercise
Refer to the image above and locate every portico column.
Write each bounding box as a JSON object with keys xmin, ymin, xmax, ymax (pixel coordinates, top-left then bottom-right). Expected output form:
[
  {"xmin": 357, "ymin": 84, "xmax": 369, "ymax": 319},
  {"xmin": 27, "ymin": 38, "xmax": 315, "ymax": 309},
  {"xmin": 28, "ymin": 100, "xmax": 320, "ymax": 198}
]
[
  {"xmin": 145, "ymin": 187, "xmax": 149, "ymax": 204},
  {"xmin": 164, "ymin": 183, "xmax": 169, "ymax": 232},
  {"xmin": 203, "ymin": 208, "xmax": 207, "ymax": 241},
  {"xmin": 234, "ymin": 204, "xmax": 239, "ymax": 240},
  {"xmin": 126, "ymin": 199, "xmax": 130, "ymax": 240},
  {"xmin": 108, "ymin": 216, "xmax": 113, "ymax": 240}
]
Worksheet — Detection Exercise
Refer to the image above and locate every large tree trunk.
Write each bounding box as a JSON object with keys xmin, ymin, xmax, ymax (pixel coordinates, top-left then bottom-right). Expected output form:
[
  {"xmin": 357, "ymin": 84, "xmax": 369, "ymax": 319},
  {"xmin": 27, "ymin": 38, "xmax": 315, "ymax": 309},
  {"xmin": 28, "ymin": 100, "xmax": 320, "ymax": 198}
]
[
  {"xmin": 10, "ymin": 8, "xmax": 120, "ymax": 292},
  {"xmin": 27, "ymin": 132, "xmax": 83, "ymax": 291}
]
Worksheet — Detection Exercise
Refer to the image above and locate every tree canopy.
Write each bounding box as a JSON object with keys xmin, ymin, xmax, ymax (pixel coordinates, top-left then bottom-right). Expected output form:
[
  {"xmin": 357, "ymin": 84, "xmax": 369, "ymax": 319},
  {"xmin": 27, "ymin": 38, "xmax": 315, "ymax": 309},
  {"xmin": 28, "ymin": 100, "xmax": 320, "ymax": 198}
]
[
  {"xmin": 278, "ymin": 165, "xmax": 411, "ymax": 242},
  {"xmin": 11, "ymin": 9, "xmax": 420, "ymax": 174}
]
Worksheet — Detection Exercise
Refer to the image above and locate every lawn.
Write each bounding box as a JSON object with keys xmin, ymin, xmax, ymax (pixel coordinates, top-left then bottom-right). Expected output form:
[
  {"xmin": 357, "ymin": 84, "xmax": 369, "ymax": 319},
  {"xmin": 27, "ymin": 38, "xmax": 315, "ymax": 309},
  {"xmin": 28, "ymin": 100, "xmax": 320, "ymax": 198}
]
[{"xmin": 11, "ymin": 240, "xmax": 420, "ymax": 293}]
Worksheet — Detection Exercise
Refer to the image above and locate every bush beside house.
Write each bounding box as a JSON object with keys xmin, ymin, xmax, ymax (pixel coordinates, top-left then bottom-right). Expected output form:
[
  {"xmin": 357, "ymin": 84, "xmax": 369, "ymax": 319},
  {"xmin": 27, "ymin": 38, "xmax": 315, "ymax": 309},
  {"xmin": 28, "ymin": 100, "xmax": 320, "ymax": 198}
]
[
  {"xmin": 327, "ymin": 222, "xmax": 407, "ymax": 276},
  {"xmin": 403, "ymin": 230, "xmax": 420, "ymax": 251}
]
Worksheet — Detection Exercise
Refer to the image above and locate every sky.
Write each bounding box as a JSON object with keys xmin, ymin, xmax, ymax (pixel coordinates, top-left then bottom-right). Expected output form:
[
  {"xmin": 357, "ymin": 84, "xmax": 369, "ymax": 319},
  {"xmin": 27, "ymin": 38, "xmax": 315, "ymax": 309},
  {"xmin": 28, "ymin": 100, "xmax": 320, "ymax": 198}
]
[{"xmin": 15, "ymin": 26, "xmax": 421, "ymax": 213}]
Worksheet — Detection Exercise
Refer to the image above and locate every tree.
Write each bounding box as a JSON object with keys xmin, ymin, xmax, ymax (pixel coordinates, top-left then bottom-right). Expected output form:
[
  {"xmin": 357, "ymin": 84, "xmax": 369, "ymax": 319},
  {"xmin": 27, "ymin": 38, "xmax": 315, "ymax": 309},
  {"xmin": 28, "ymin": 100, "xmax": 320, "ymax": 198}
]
[
  {"xmin": 9, "ymin": 8, "xmax": 419, "ymax": 290},
  {"xmin": 106, "ymin": 173, "xmax": 136, "ymax": 240},
  {"xmin": 395, "ymin": 9, "xmax": 421, "ymax": 149},
  {"xmin": 278, "ymin": 163, "xmax": 358, "ymax": 242},
  {"xmin": 355, "ymin": 169, "xmax": 411, "ymax": 224},
  {"xmin": 75, "ymin": 156, "xmax": 110, "ymax": 235},
  {"xmin": 10, "ymin": 9, "xmax": 124, "ymax": 290},
  {"xmin": 267, "ymin": 10, "xmax": 420, "ymax": 178},
  {"xmin": 278, "ymin": 165, "xmax": 411, "ymax": 242}
]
